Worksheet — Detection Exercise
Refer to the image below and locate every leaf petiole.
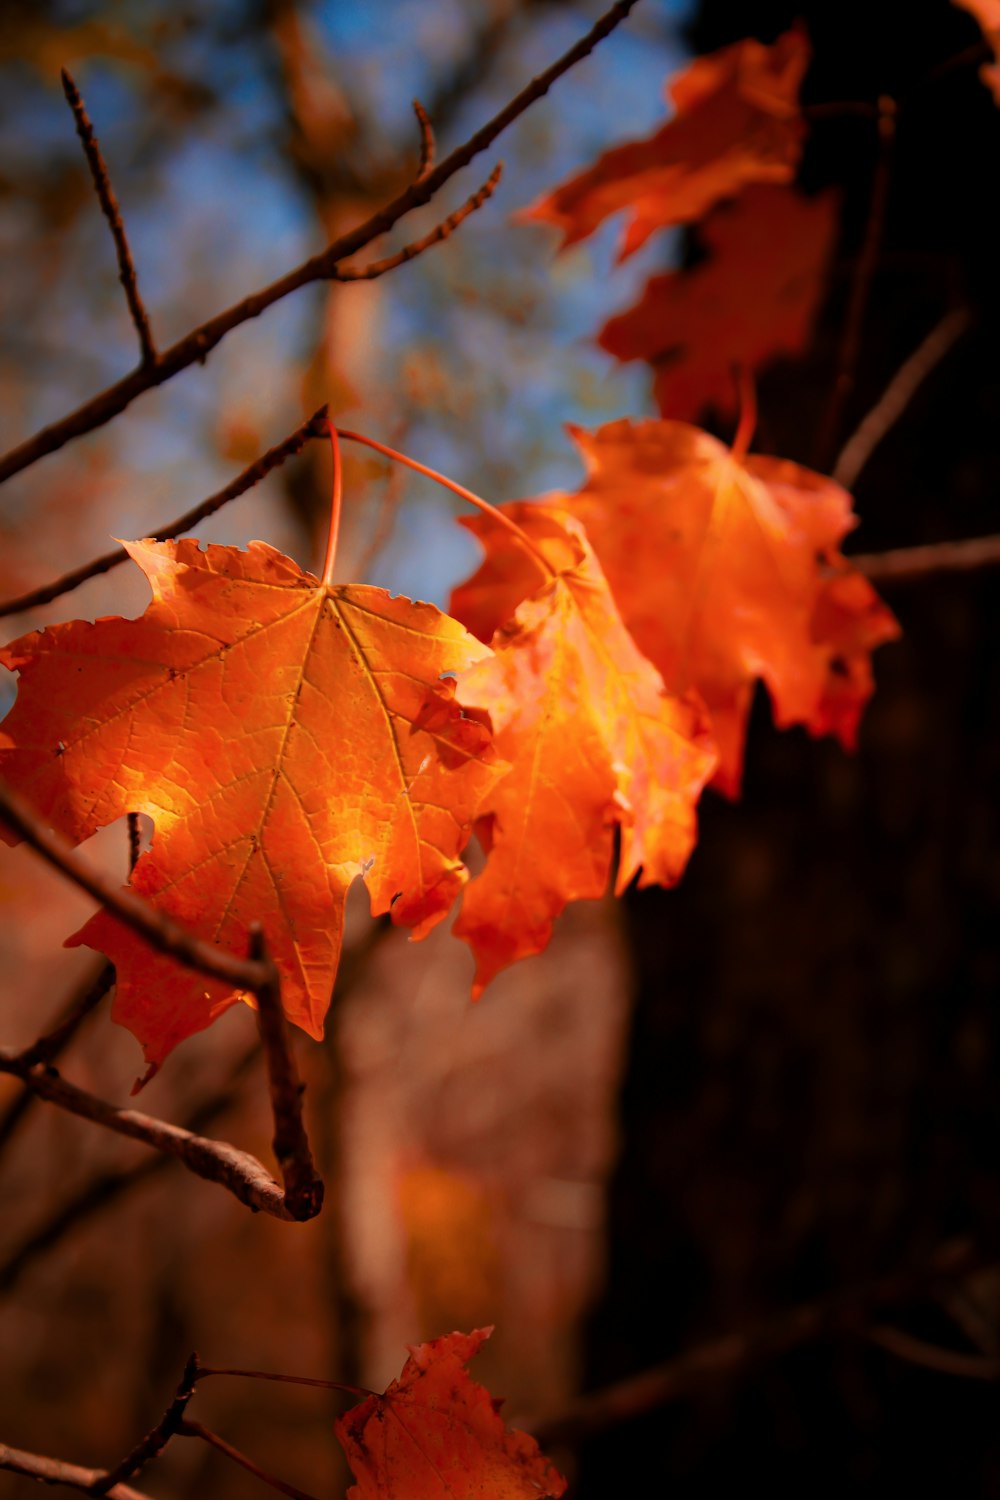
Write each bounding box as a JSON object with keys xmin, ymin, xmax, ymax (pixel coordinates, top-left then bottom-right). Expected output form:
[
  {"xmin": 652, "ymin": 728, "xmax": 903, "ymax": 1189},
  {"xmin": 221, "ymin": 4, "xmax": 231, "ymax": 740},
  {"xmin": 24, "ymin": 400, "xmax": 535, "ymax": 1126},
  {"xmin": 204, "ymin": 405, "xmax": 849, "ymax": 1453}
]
[
  {"xmin": 336, "ymin": 427, "xmax": 556, "ymax": 579},
  {"xmin": 321, "ymin": 421, "xmax": 344, "ymax": 587}
]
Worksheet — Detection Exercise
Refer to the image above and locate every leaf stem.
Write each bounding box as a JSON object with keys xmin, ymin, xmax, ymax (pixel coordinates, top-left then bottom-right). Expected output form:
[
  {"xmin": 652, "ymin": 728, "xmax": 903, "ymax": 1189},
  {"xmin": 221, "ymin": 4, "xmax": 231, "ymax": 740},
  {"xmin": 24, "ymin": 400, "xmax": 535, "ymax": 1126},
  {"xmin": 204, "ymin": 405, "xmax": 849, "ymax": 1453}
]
[
  {"xmin": 321, "ymin": 421, "xmax": 343, "ymax": 587},
  {"xmin": 335, "ymin": 428, "xmax": 556, "ymax": 578},
  {"xmin": 197, "ymin": 1365, "xmax": 370, "ymax": 1395},
  {"xmin": 730, "ymin": 367, "xmax": 757, "ymax": 462},
  {"xmin": 179, "ymin": 1420, "xmax": 320, "ymax": 1500}
]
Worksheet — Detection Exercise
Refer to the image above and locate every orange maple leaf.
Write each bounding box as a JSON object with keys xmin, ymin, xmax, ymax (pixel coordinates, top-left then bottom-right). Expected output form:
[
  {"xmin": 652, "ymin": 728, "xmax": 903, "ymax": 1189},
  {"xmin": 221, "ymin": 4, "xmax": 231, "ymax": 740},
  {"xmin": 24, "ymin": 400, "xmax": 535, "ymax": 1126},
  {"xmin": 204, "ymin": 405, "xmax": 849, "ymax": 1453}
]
[
  {"xmin": 334, "ymin": 1327, "xmax": 566, "ymax": 1500},
  {"xmin": 517, "ymin": 27, "xmax": 810, "ymax": 260},
  {"xmin": 0, "ymin": 538, "xmax": 501, "ymax": 1069},
  {"xmin": 599, "ymin": 184, "xmax": 840, "ymax": 422},
  {"xmin": 547, "ymin": 420, "xmax": 899, "ymax": 797},
  {"xmin": 450, "ymin": 507, "xmax": 716, "ymax": 994}
]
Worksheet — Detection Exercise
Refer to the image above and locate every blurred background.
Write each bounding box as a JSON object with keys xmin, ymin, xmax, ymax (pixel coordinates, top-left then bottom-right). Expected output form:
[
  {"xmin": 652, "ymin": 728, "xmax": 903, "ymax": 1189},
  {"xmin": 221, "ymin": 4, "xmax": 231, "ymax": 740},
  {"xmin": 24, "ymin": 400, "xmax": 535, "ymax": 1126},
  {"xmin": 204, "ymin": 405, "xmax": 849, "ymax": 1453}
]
[{"xmin": 1, "ymin": 0, "xmax": 999, "ymax": 1494}]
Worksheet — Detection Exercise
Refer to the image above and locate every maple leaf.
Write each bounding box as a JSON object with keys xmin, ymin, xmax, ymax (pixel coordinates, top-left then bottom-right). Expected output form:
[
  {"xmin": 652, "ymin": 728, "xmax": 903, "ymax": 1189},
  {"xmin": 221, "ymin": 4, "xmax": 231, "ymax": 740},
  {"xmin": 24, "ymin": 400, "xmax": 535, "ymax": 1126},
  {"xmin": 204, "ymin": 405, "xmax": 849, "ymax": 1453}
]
[
  {"xmin": 334, "ymin": 1327, "xmax": 567, "ymax": 1500},
  {"xmin": 0, "ymin": 539, "xmax": 502, "ymax": 1069},
  {"xmin": 450, "ymin": 507, "xmax": 716, "ymax": 994},
  {"xmin": 599, "ymin": 184, "xmax": 840, "ymax": 423},
  {"xmin": 953, "ymin": 0, "xmax": 1000, "ymax": 103},
  {"xmin": 517, "ymin": 27, "xmax": 810, "ymax": 261},
  {"xmin": 544, "ymin": 420, "xmax": 899, "ymax": 797}
]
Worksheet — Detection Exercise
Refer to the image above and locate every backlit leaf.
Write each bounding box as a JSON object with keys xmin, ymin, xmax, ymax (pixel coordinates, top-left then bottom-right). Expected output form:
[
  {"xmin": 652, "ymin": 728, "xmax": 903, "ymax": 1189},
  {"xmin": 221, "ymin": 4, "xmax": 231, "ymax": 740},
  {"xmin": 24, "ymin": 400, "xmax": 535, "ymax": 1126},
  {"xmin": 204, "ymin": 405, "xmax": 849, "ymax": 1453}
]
[{"xmin": 0, "ymin": 539, "xmax": 502, "ymax": 1070}]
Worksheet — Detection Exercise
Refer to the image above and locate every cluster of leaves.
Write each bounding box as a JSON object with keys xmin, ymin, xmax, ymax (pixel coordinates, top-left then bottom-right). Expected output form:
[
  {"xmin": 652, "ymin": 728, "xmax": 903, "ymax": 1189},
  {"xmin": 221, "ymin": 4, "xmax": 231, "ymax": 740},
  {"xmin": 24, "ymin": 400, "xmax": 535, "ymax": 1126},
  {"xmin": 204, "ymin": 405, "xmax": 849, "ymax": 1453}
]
[
  {"xmin": 0, "ymin": 27, "xmax": 899, "ymax": 1085},
  {"xmin": 11, "ymin": 3, "xmax": 1000, "ymax": 1491}
]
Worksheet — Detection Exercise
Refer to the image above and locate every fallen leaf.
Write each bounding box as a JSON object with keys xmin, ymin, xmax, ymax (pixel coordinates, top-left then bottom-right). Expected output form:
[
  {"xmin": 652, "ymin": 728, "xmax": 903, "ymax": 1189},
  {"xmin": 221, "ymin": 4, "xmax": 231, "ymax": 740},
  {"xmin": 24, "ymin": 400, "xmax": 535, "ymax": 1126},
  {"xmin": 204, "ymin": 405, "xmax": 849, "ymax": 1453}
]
[
  {"xmin": 517, "ymin": 27, "xmax": 810, "ymax": 260},
  {"xmin": 334, "ymin": 1327, "xmax": 566, "ymax": 1499},
  {"xmin": 0, "ymin": 538, "xmax": 501, "ymax": 1069},
  {"xmin": 600, "ymin": 184, "xmax": 840, "ymax": 421},
  {"xmin": 451, "ymin": 507, "xmax": 716, "ymax": 993},
  {"xmin": 551, "ymin": 420, "xmax": 899, "ymax": 796}
]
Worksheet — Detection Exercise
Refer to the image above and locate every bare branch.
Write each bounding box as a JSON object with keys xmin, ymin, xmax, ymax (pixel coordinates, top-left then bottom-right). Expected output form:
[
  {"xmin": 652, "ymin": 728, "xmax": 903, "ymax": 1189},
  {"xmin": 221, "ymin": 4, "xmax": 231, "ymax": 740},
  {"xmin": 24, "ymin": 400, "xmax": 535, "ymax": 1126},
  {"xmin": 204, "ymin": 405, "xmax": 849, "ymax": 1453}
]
[
  {"xmin": 335, "ymin": 164, "xmax": 503, "ymax": 282},
  {"xmin": 0, "ymin": 406, "xmax": 330, "ymax": 620},
  {"xmin": 179, "ymin": 1420, "xmax": 320, "ymax": 1500},
  {"xmin": 833, "ymin": 307, "xmax": 971, "ymax": 489},
  {"xmin": 92, "ymin": 1356, "xmax": 201, "ymax": 1495},
  {"xmin": 61, "ymin": 70, "xmax": 157, "ymax": 368},
  {"xmin": 868, "ymin": 1323, "xmax": 1000, "ymax": 1381},
  {"xmin": 0, "ymin": 0, "xmax": 642, "ymax": 486},
  {"xmin": 127, "ymin": 812, "xmax": 142, "ymax": 875},
  {"xmin": 249, "ymin": 925, "xmax": 324, "ymax": 1220},
  {"xmin": 0, "ymin": 1052, "xmax": 300, "ymax": 1219},
  {"xmin": 854, "ymin": 533, "xmax": 1000, "ymax": 584},
  {"xmin": 0, "ymin": 1042, "xmax": 260, "ymax": 1295},
  {"xmin": 0, "ymin": 1443, "xmax": 150, "ymax": 1498},
  {"xmin": 0, "ymin": 961, "xmax": 113, "ymax": 1163},
  {"xmin": 529, "ymin": 1237, "xmax": 992, "ymax": 1447},
  {"xmin": 0, "ymin": 782, "xmax": 266, "ymax": 994},
  {"xmin": 814, "ymin": 95, "xmax": 897, "ymax": 469},
  {"xmin": 412, "ymin": 97, "xmax": 436, "ymax": 178}
]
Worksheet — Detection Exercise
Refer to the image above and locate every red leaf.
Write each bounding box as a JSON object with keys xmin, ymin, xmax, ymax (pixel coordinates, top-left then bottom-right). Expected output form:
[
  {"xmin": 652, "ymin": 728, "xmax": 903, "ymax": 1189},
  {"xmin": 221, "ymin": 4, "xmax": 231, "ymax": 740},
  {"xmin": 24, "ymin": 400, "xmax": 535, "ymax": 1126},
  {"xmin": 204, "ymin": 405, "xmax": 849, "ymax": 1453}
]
[
  {"xmin": 334, "ymin": 1327, "xmax": 567, "ymax": 1500},
  {"xmin": 548, "ymin": 420, "xmax": 900, "ymax": 796},
  {"xmin": 0, "ymin": 539, "xmax": 502, "ymax": 1069},
  {"xmin": 451, "ymin": 507, "xmax": 716, "ymax": 993},
  {"xmin": 517, "ymin": 27, "xmax": 810, "ymax": 260},
  {"xmin": 599, "ymin": 184, "xmax": 840, "ymax": 422}
]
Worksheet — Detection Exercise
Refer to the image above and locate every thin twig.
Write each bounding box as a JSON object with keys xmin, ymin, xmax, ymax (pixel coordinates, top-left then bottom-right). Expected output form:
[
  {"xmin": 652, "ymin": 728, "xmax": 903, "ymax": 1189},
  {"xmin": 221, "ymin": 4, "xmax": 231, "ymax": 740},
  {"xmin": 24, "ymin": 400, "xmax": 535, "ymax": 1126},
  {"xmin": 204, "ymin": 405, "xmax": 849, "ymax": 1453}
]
[
  {"xmin": 197, "ymin": 1366, "xmax": 365, "ymax": 1394},
  {"xmin": 0, "ymin": 406, "xmax": 329, "ymax": 620},
  {"xmin": 0, "ymin": 0, "xmax": 641, "ymax": 486},
  {"xmin": 412, "ymin": 97, "xmax": 436, "ymax": 178},
  {"xmin": 91, "ymin": 1356, "xmax": 201, "ymax": 1494},
  {"xmin": 61, "ymin": 70, "xmax": 157, "ymax": 367},
  {"xmin": 814, "ymin": 95, "xmax": 897, "ymax": 469},
  {"xmin": 249, "ymin": 925, "xmax": 324, "ymax": 1220},
  {"xmin": 0, "ymin": 1041, "xmax": 260, "ymax": 1295},
  {"xmin": 0, "ymin": 781, "xmax": 266, "ymax": 994},
  {"xmin": 0, "ymin": 928, "xmax": 383, "ymax": 1292},
  {"xmin": 1, "ymin": 955, "xmax": 111, "ymax": 1076},
  {"xmin": 833, "ymin": 307, "xmax": 971, "ymax": 489},
  {"xmin": 853, "ymin": 533, "xmax": 1000, "ymax": 584},
  {"xmin": 0, "ymin": 1443, "xmax": 150, "ymax": 1498},
  {"xmin": 179, "ymin": 1420, "xmax": 320, "ymax": 1500},
  {"xmin": 0, "ymin": 1053, "xmax": 299, "ymax": 1219},
  {"xmin": 334, "ymin": 163, "xmax": 503, "ymax": 282},
  {"xmin": 529, "ymin": 1237, "xmax": 992, "ymax": 1446},
  {"xmin": 0, "ymin": 960, "xmax": 111, "ymax": 1166},
  {"xmin": 868, "ymin": 1324, "xmax": 1000, "ymax": 1381},
  {"xmin": 126, "ymin": 812, "xmax": 142, "ymax": 874}
]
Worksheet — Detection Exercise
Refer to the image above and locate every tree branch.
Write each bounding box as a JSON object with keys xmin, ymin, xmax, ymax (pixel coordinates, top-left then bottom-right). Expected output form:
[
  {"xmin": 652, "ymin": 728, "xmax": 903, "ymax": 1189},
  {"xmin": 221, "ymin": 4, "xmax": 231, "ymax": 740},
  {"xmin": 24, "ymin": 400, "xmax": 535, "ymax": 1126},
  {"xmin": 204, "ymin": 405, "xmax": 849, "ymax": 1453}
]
[
  {"xmin": 814, "ymin": 95, "xmax": 897, "ymax": 469},
  {"xmin": 833, "ymin": 307, "xmax": 971, "ymax": 490},
  {"xmin": 91, "ymin": 1357, "xmax": 201, "ymax": 1495},
  {"xmin": 412, "ymin": 98, "xmax": 436, "ymax": 179},
  {"xmin": 0, "ymin": 960, "xmax": 113, "ymax": 1161},
  {"xmin": 334, "ymin": 163, "xmax": 503, "ymax": 282},
  {"xmin": 249, "ymin": 925, "xmax": 324, "ymax": 1220},
  {"xmin": 529, "ymin": 1237, "xmax": 992, "ymax": 1447},
  {"xmin": 0, "ymin": 1041, "xmax": 260, "ymax": 1296},
  {"xmin": 0, "ymin": 1052, "xmax": 303, "ymax": 1219},
  {"xmin": 0, "ymin": 0, "xmax": 641, "ymax": 486},
  {"xmin": 0, "ymin": 1444, "xmax": 150, "ymax": 1499},
  {"xmin": 853, "ymin": 533, "xmax": 1000, "ymax": 584},
  {"xmin": 61, "ymin": 70, "xmax": 157, "ymax": 369},
  {"xmin": 179, "ymin": 1420, "xmax": 320, "ymax": 1500},
  {"xmin": 868, "ymin": 1323, "xmax": 1000, "ymax": 1381},
  {"xmin": 0, "ymin": 406, "xmax": 329, "ymax": 620}
]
